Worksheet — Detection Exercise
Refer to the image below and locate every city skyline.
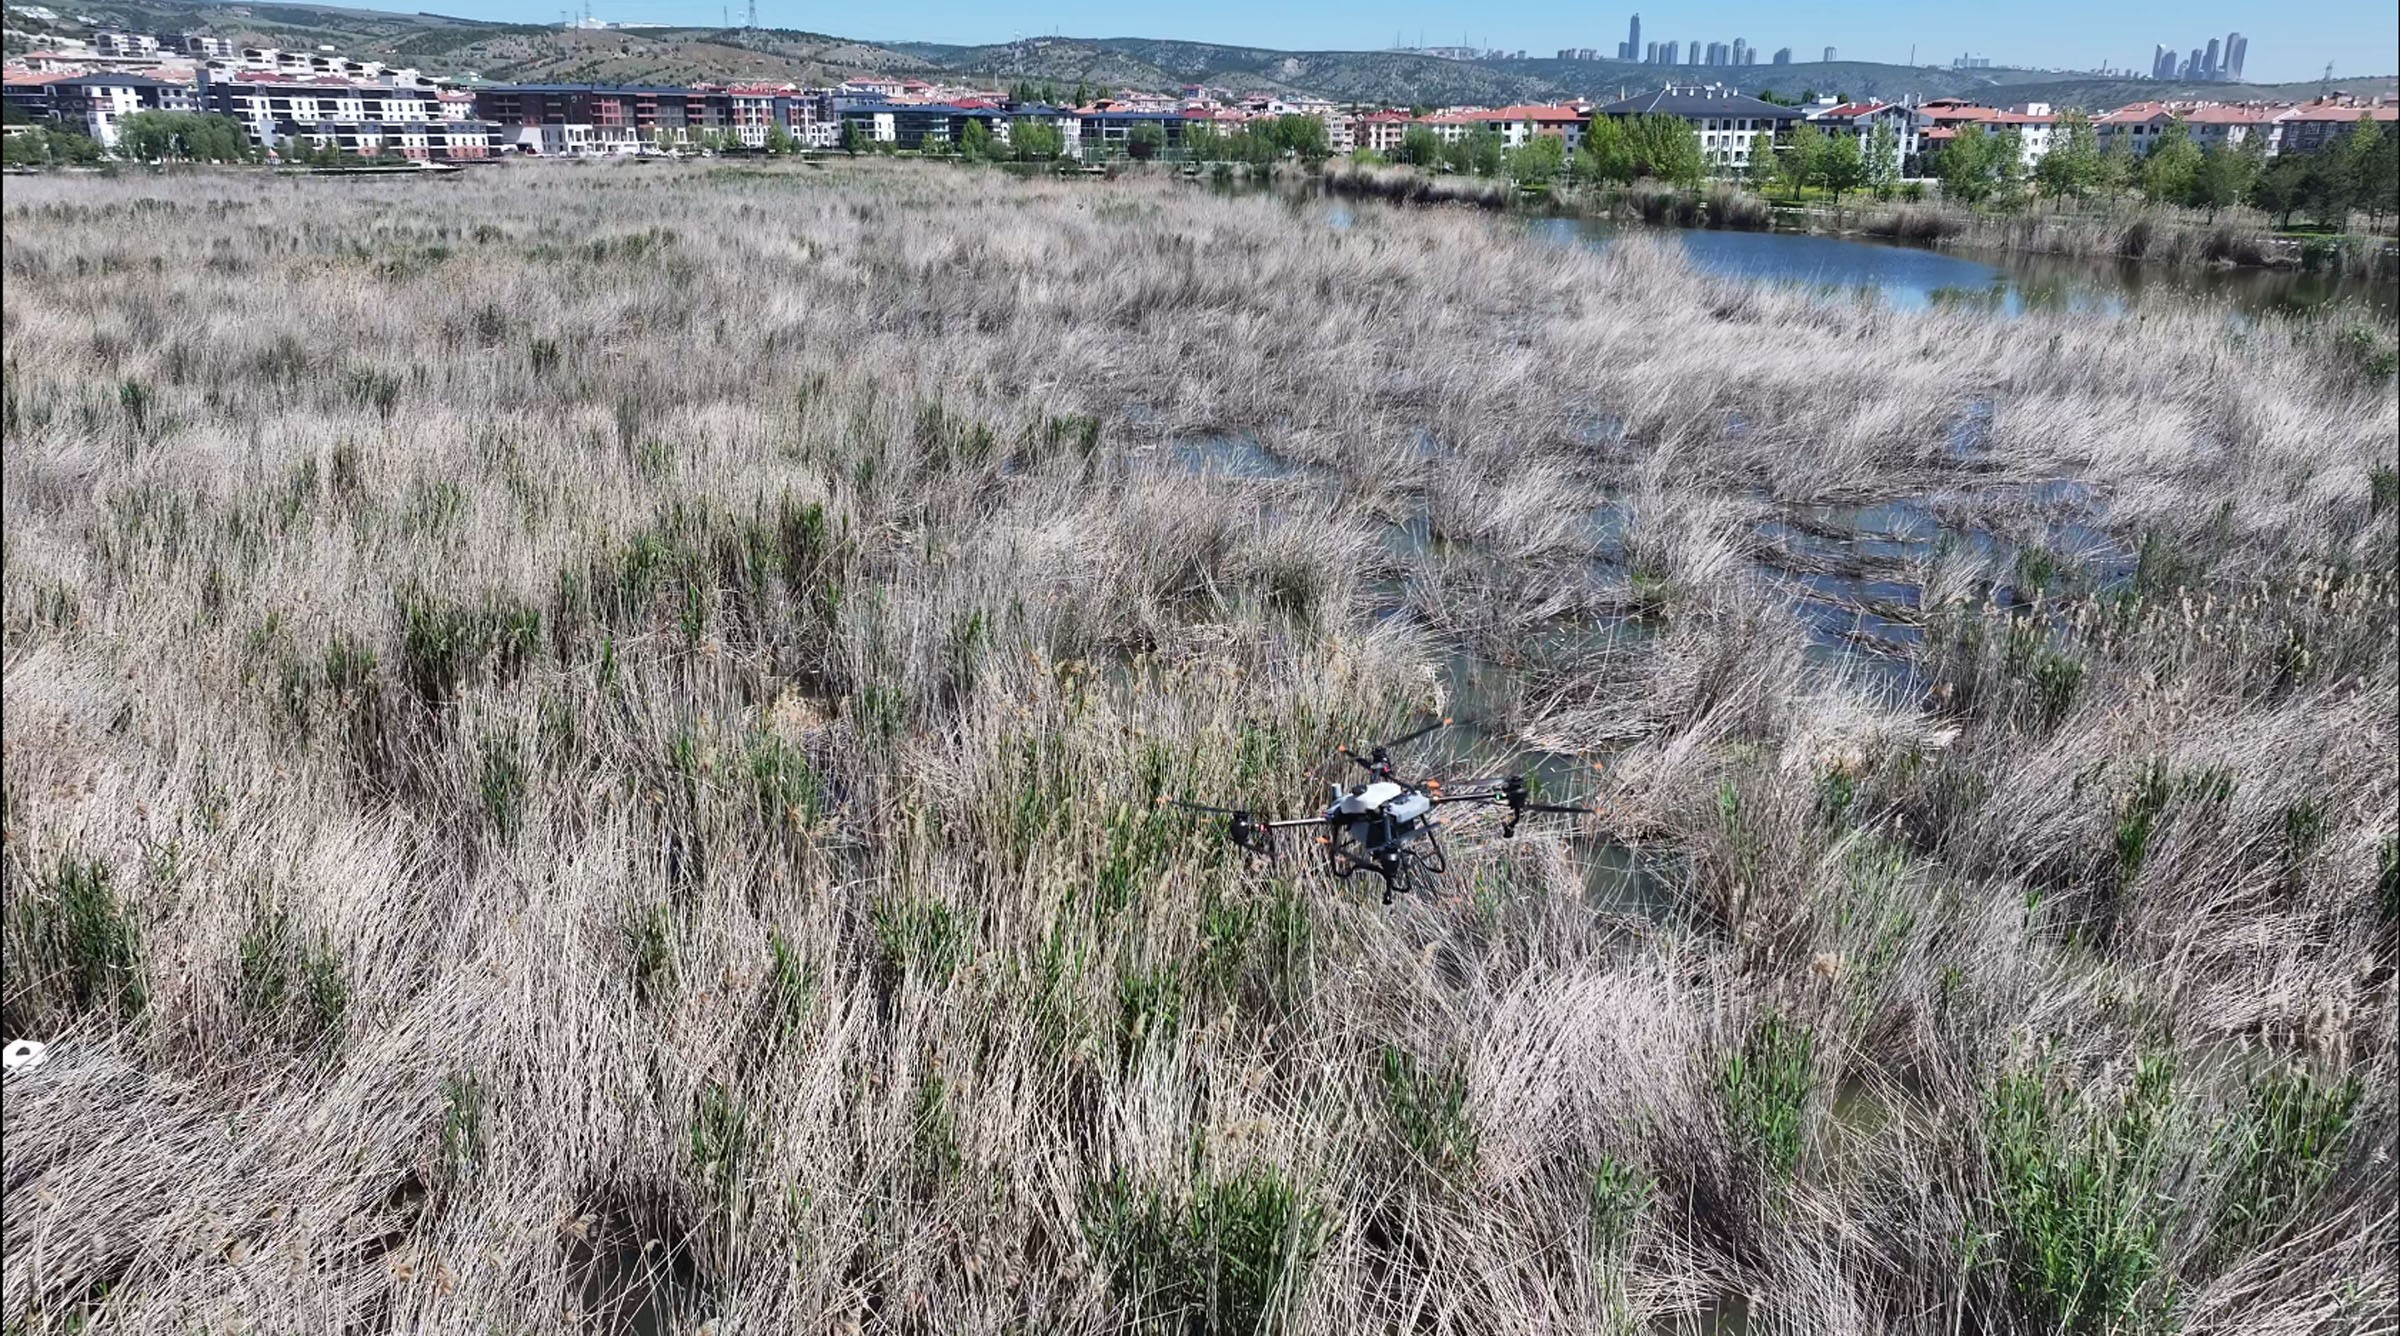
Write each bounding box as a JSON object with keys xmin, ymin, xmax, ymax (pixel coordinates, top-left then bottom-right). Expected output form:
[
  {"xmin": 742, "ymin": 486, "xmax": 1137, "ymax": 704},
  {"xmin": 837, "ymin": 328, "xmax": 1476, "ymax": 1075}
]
[{"xmin": 391, "ymin": 0, "xmax": 2393, "ymax": 85}]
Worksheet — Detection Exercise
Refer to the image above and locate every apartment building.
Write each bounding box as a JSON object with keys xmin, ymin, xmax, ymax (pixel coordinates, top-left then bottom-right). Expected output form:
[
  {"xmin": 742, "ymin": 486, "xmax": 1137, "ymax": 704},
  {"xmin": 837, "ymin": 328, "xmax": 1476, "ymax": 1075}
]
[
  {"xmin": 1354, "ymin": 109, "xmax": 1413, "ymax": 153},
  {"xmin": 1463, "ymin": 104, "xmax": 1589, "ymax": 153},
  {"xmin": 197, "ymin": 70, "xmax": 492, "ymax": 159},
  {"xmin": 2276, "ymin": 99, "xmax": 2398, "ymax": 154},
  {"xmin": 8, "ymin": 72, "xmax": 196, "ymax": 146},
  {"xmin": 1809, "ymin": 101, "xmax": 1923, "ymax": 169},
  {"xmin": 1593, "ymin": 85, "xmax": 1799, "ymax": 169}
]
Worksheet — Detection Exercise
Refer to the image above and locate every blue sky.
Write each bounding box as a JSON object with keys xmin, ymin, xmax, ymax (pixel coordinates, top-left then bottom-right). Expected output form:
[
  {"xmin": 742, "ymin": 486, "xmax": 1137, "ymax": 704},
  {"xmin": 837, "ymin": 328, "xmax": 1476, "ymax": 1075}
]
[{"xmin": 492, "ymin": 0, "xmax": 2397, "ymax": 86}]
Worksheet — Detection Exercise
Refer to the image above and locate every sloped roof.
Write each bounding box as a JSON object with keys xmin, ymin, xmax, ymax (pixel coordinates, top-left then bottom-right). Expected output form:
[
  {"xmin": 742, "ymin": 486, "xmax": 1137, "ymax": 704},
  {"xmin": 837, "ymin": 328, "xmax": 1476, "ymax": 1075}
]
[{"xmin": 1592, "ymin": 87, "xmax": 1800, "ymax": 120}]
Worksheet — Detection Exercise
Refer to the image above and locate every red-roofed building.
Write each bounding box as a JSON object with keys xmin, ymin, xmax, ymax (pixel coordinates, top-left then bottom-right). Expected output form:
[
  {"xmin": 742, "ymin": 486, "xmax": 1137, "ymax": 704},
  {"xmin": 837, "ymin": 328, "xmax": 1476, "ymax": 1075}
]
[
  {"xmin": 1460, "ymin": 104, "xmax": 1588, "ymax": 152},
  {"xmin": 2277, "ymin": 99, "xmax": 2399, "ymax": 154},
  {"xmin": 2095, "ymin": 101, "xmax": 2176, "ymax": 157},
  {"xmin": 2179, "ymin": 103, "xmax": 2288, "ymax": 155},
  {"xmin": 1354, "ymin": 108, "xmax": 1413, "ymax": 154},
  {"xmin": 1808, "ymin": 101, "xmax": 1923, "ymax": 172}
]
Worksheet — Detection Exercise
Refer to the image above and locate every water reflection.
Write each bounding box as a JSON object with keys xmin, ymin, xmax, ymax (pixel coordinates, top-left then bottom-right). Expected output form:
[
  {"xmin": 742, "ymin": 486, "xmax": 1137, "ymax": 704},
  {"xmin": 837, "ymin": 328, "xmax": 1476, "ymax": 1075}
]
[{"xmin": 1524, "ymin": 213, "xmax": 2395, "ymax": 319}]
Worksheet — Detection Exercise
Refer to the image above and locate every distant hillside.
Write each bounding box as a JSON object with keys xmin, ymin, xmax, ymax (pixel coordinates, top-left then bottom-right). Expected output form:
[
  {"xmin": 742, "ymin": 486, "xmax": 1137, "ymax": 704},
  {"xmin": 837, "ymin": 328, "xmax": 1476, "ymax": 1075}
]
[
  {"xmin": 36, "ymin": 0, "xmax": 937, "ymax": 84},
  {"xmin": 903, "ymin": 38, "xmax": 2394, "ymax": 109},
  {"xmin": 19, "ymin": 2, "xmax": 2396, "ymax": 106}
]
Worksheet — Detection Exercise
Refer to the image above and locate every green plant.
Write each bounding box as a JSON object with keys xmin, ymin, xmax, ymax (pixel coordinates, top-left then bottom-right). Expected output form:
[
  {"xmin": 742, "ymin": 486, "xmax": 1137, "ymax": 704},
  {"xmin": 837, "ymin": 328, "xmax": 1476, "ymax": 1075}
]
[
  {"xmin": 1587, "ymin": 1153, "xmax": 1654, "ymax": 1255},
  {"xmin": 7, "ymin": 855, "xmax": 145, "ymax": 1028},
  {"xmin": 1117, "ymin": 964, "xmax": 1185, "ymax": 1061},
  {"xmin": 692, "ymin": 1081, "xmax": 753, "ymax": 1200},
  {"xmin": 1719, "ymin": 1013, "xmax": 1813, "ymax": 1175},
  {"xmin": 1088, "ymin": 1167, "xmax": 1321, "ymax": 1333},
  {"xmin": 440, "ymin": 1072, "xmax": 484, "ymax": 1181},
  {"xmin": 2114, "ymin": 758, "xmax": 2173, "ymax": 886},
  {"xmin": 871, "ymin": 897, "xmax": 962, "ymax": 981},
  {"xmin": 628, "ymin": 902, "xmax": 678, "ymax": 1002},
  {"xmin": 1379, "ymin": 1046, "xmax": 1477, "ymax": 1177},
  {"xmin": 1982, "ymin": 1051, "xmax": 2180, "ymax": 1334},
  {"xmin": 236, "ymin": 897, "xmax": 346, "ymax": 1046},
  {"xmin": 912, "ymin": 1071, "xmax": 961, "ymax": 1191},
  {"xmin": 2212, "ymin": 1065, "xmax": 2360, "ymax": 1251}
]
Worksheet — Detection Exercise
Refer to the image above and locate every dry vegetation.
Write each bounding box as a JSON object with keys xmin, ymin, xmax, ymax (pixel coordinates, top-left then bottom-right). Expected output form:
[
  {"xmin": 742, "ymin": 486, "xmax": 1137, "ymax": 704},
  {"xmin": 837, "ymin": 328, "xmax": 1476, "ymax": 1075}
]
[{"xmin": 2, "ymin": 160, "xmax": 2395, "ymax": 1334}]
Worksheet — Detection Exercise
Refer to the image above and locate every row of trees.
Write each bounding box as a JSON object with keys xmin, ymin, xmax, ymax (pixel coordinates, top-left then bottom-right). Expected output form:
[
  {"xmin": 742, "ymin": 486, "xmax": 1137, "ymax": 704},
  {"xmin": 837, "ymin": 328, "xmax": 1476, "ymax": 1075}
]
[
  {"xmin": 114, "ymin": 111, "xmax": 258, "ymax": 163},
  {"xmin": 1184, "ymin": 115, "xmax": 1332, "ymax": 165},
  {"xmin": 1, "ymin": 124, "xmax": 105, "ymax": 167},
  {"xmin": 4, "ymin": 112, "xmax": 256, "ymax": 167},
  {"xmin": 1365, "ymin": 116, "xmax": 1712, "ymax": 189}
]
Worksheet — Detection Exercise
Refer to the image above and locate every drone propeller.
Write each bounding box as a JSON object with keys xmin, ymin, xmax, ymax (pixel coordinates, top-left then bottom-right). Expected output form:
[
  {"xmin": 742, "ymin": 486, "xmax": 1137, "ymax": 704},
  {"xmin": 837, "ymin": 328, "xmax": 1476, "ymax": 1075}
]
[
  {"xmin": 1429, "ymin": 773, "xmax": 1599, "ymax": 835},
  {"xmin": 1348, "ymin": 716, "xmax": 1457, "ymax": 779},
  {"xmin": 1160, "ymin": 797, "xmax": 1298, "ymax": 856}
]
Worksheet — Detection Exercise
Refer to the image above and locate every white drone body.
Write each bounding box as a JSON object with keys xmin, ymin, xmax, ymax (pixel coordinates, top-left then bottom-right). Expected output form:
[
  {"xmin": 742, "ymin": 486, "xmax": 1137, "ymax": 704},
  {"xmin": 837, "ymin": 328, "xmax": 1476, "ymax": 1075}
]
[{"xmin": 1329, "ymin": 780, "xmax": 1433, "ymax": 824}]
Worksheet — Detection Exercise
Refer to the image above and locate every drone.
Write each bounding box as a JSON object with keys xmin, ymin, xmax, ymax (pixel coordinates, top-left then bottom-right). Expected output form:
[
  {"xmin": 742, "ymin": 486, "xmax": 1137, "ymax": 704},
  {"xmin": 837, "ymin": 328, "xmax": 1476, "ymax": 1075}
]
[{"xmin": 1164, "ymin": 718, "xmax": 1598, "ymax": 903}]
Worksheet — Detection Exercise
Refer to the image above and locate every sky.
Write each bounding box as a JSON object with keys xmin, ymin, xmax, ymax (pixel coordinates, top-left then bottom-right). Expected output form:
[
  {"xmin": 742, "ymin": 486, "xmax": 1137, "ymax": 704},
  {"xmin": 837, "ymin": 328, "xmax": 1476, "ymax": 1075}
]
[{"xmin": 494, "ymin": 0, "xmax": 2398, "ymax": 86}]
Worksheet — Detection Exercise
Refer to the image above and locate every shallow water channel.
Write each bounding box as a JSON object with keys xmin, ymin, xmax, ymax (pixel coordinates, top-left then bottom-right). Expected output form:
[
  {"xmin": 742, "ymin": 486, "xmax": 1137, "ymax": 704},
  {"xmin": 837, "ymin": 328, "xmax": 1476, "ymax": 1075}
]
[{"xmin": 1161, "ymin": 428, "xmax": 2135, "ymax": 921}]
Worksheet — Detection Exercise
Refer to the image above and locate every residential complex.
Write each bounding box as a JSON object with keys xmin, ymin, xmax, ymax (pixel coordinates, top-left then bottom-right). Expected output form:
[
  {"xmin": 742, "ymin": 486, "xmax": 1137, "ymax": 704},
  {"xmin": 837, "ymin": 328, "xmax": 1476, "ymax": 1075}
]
[{"xmin": 2, "ymin": 21, "xmax": 2390, "ymax": 178}]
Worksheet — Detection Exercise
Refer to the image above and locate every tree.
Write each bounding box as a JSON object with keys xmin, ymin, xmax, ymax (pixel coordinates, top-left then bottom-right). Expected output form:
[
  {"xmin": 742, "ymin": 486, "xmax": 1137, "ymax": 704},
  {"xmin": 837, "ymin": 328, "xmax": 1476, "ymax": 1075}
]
[
  {"xmin": 2340, "ymin": 113, "xmax": 2396, "ymax": 229},
  {"xmin": 2187, "ymin": 138, "xmax": 2260, "ymax": 218},
  {"xmin": 1741, "ymin": 133, "xmax": 1780, "ymax": 194},
  {"xmin": 2140, "ymin": 122, "xmax": 2201, "ymax": 205},
  {"xmin": 1819, "ymin": 131, "xmax": 1864, "ymax": 200},
  {"xmin": 2034, "ymin": 111, "xmax": 2100, "ymax": 203},
  {"xmin": 762, "ymin": 124, "xmax": 794, "ymax": 156},
  {"xmin": 2, "ymin": 125, "xmax": 101, "ymax": 167},
  {"xmin": 1777, "ymin": 120, "xmax": 1825, "ymax": 196},
  {"xmin": 114, "ymin": 111, "xmax": 255, "ymax": 163},
  {"xmin": 1459, "ymin": 125, "xmax": 1497, "ymax": 176},
  {"xmin": 2248, "ymin": 151, "xmax": 2312, "ymax": 229},
  {"xmin": 1508, "ymin": 132, "xmax": 1566, "ymax": 184},
  {"xmin": 1126, "ymin": 122, "xmax": 1165, "ymax": 161},
  {"xmin": 840, "ymin": 120, "xmax": 867, "ymax": 155},
  {"xmin": 1398, "ymin": 125, "xmax": 1445, "ymax": 168},
  {"xmin": 1863, "ymin": 116, "xmax": 1901, "ymax": 199},
  {"xmin": 1269, "ymin": 113, "xmax": 1329, "ymax": 162},
  {"xmin": 957, "ymin": 117, "xmax": 992, "ymax": 161},
  {"xmin": 1012, "ymin": 119, "xmax": 1063, "ymax": 161},
  {"xmin": 1625, "ymin": 114, "xmax": 1704, "ymax": 187},
  {"xmin": 1938, "ymin": 124, "xmax": 2018, "ymax": 204},
  {"xmin": 2095, "ymin": 138, "xmax": 2137, "ymax": 200}
]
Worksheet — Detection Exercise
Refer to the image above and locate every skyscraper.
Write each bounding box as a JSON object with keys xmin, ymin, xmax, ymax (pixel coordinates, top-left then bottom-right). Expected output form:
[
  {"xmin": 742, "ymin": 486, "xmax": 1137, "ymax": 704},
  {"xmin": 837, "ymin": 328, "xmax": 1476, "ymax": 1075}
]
[
  {"xmin": 1628, "ymin": 13, "xmax": 1642, "ymax": 64},
  {"xmin": 2153, "ymin": 44, "xmax": 2174, "ymax": 79},
  {"xmin": 1731, "ymin": 37, "xmax": 1749, "ymax": 65},
  {"xmin": 1773, "ymin": 47, "xmax": 1792, "ymax": 65},
  {"xmin": 1663, "ymin": 40, "xmax": 1679, "ymax": 65},
  {"xmin": 1645, "ymin": 40, "xmax": 1659, "ymax": 63},
  {"xmin": 2188, "ymin": 47, "xmax": 2204, "ymax": 78},
  {"xmin": 2203, "ymin": 36, "xmax": 2221, "ymax": 79},
  {"xmin": 2225, "ymin": 32, "xmax": 2247, "ymax": 81},
  {"xmin": 1823, "ymin": 46, "xmax": 1836, "ymax": 62}
]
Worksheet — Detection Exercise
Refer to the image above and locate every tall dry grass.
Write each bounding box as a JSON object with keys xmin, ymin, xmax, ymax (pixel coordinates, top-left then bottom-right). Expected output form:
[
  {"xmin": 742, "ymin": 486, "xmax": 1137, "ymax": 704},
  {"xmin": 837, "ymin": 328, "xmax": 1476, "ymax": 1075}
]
[{"xmin": 2, "ymin": 159, "xmax": 2394, "ymax": 1335}]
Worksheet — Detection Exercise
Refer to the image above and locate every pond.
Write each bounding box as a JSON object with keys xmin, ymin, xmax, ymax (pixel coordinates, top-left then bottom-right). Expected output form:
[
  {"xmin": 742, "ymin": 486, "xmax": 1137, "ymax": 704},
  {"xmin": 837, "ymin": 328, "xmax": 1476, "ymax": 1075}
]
[{"xmin": 1526, "ymin": 213, "xmax": 2397, "ymax": 318}]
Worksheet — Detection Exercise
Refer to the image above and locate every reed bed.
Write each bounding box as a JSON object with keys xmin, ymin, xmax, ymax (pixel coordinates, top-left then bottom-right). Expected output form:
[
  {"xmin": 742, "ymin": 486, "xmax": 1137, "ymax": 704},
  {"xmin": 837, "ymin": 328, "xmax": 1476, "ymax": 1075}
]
[{"xmin": 2, "ymin": 159, "xmax": 2394, "ymax": 1335}]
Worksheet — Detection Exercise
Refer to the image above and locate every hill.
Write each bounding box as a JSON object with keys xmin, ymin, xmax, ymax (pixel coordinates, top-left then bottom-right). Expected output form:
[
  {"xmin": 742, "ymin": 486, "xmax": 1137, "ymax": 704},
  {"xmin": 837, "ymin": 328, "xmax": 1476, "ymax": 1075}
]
[
  {"xmin": 29, "ymin": 1, "xmax": 938, "ymax": 84},
  {"xmin": 17, "ymin": 2, "xmax": 2397, "ymax": 106}
]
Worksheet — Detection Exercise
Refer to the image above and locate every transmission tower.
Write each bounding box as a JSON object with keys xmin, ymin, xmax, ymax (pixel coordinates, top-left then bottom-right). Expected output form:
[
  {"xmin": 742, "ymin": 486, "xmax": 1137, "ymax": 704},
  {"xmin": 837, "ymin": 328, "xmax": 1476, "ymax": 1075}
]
[{"xmin": 746, "ymin": 0, "xmax": 757, "ymax": 29}]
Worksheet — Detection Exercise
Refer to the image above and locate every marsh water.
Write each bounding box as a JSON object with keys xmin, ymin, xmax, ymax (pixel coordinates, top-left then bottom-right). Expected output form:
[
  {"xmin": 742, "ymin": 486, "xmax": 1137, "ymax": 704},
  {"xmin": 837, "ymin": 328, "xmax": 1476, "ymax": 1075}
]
[
  {"xmin": 1311, "ymin": 193, "xmax": 2393, "ymax": 317},
  {"xmin": 1528, "ymin": 213, "xmax": 2398, "ymax": 318}
]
